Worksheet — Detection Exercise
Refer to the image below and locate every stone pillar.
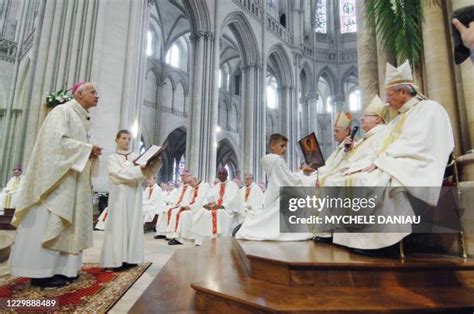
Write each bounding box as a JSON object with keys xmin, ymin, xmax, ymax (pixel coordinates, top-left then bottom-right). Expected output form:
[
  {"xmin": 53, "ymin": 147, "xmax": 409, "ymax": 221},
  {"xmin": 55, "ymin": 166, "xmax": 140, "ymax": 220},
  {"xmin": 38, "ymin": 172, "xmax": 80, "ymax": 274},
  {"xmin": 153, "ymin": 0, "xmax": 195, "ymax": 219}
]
[
  {"xmin": 307, "ymin": 92, "xmax": 319, "ymax": 135},
  {"xmin": 241, "ymin": 63, "xmax": 262, "ymax": 176},
  {"xmin": 185, "ymin": 30, "xmax": 218, "ymax": 182},
  {"xmin": 87, "ymin": 0, "xmax": 149, "ymax": 191},
  {"xmin": 279, "ymin": 85, "xmax": 297, "ymax": 167},
  {"xmin": 356, "ymin": 0, "xmax": 379, "ymax": 106},
  {"xmin": 422, "ymin": 2, "xmax": 462, "ymax": 156},
  {"xmin": 332, "ymin": 94, "xmax": 346, "ymax": 113},
  {"xmin": 256, "ymin": 0, "xmax": 267, "ymax": 183},
  {"xmin": 0, "ymin": 0, "xmax": 150, "ymax": 190}
]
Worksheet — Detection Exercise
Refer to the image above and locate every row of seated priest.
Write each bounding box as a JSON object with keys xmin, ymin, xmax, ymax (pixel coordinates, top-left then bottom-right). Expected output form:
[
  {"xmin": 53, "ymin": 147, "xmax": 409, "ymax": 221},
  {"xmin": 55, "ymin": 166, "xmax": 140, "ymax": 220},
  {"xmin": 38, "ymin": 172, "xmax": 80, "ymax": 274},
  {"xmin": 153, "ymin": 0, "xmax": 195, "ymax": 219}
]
[{"xmin": 95, "ymin": 169, "xmax": 265, "ymax": 246}]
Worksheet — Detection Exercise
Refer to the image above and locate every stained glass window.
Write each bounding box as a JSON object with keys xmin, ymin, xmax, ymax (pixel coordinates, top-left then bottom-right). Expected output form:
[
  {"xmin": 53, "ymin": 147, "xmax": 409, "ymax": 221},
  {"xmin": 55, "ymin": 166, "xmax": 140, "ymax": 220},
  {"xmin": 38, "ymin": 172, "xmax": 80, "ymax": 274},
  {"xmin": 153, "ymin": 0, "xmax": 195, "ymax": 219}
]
[
  {"xmin": 349, "ymin": 89, "xmax": 361, "ymax": 112},
  {"xmin": 314, "ymin": 0, "xmax": 327, "ymax": 33},
  {"xmin": 146, "ymin": 31, "xmax": 153, "ymax": 56},
  {"xmin": 340, "ymin": 0, "xmax": 357, "ymax": 33},
  {"xmin": 267, "ymin": 0, "xmax": 278, "ymax": 8},
  {"xmin": 266, "ymin": 76, "xmax": 278, "ymax": 109}
]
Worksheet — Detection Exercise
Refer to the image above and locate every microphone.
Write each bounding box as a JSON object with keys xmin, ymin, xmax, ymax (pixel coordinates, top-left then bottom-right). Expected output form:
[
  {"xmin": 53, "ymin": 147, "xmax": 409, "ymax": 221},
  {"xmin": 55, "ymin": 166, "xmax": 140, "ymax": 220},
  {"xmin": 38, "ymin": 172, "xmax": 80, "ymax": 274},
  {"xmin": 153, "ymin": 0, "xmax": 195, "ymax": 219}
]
[{"xmin": 345, "ymin": 126, "xmax": 359, "ymax": 149}]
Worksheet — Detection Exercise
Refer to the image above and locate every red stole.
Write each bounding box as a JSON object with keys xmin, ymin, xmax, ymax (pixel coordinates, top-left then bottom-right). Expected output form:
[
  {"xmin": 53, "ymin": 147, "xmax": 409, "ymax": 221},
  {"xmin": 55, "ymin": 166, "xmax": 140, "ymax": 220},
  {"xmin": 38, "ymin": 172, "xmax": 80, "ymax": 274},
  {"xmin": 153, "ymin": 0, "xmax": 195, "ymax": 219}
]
[
  {"xmin": 244, "ymin": 185, "xmax": 251, "ymax": 203},
  {"xmin": 175, "ymin": 184, "xmax": 200, "ymax": 231},
  {"xmin": 212, "ymin": 182, "xmax": 226, "ymax": 235},
  {"xmin": 167, "ymin": 185, "xmax": 189, "ymax": 226}
]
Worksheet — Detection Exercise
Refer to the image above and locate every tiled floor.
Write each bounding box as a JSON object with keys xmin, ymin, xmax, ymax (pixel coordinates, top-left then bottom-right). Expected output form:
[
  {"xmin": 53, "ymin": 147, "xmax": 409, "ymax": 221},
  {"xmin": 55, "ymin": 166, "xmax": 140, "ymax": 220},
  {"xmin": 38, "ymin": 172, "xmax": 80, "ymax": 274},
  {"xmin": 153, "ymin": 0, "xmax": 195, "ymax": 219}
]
[{"xmin": 0, "ymin": 230, "xmax": 192, "ymax": 313}]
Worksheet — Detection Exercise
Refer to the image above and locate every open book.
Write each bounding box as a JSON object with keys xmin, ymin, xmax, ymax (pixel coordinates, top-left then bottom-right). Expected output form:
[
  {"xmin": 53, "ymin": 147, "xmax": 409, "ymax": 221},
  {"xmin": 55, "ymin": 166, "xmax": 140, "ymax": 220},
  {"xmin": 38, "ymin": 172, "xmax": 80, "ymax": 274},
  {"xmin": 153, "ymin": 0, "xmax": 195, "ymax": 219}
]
[
  {"xmin": 134, "ymin": 145, "xmax": 166, "ymax": 166},
  {"xmin": 298, "ymin": 132, "xmax": 325, "ymax": 169}
]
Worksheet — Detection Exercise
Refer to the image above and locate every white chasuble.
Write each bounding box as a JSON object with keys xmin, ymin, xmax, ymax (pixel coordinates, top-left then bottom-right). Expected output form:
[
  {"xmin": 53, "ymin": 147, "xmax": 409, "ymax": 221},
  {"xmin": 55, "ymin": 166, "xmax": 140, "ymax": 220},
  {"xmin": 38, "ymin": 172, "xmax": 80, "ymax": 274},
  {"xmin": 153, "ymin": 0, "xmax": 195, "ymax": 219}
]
[
  {"xmin": 9, "ymin": 100, "xmax": 97, "ymax": 278},
  {"xmin": 332, "ymin": 97, "xmax": 455, "ymax": 249}
]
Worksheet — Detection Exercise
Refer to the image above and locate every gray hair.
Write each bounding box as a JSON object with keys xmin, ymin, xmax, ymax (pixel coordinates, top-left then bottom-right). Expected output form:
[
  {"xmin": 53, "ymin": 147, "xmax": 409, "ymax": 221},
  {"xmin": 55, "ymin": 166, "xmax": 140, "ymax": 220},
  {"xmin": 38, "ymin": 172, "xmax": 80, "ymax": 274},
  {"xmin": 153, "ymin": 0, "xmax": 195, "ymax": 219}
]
[
  {"xmin": 244, "ymin": 173, "xmax": 254, "ymax": 180},
  {"xmin": 393, "ymin": 84, "xmax": 417, "ymax": 96}
]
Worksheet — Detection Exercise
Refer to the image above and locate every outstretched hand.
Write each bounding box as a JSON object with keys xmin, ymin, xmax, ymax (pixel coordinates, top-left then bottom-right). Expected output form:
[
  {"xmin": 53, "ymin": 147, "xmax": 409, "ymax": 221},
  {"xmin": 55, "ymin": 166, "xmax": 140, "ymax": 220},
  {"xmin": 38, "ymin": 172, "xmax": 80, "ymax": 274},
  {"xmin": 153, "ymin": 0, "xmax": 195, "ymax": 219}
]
[{"xmin": 453, "ymin": 19, "xmax": 474, "ymax": 50}]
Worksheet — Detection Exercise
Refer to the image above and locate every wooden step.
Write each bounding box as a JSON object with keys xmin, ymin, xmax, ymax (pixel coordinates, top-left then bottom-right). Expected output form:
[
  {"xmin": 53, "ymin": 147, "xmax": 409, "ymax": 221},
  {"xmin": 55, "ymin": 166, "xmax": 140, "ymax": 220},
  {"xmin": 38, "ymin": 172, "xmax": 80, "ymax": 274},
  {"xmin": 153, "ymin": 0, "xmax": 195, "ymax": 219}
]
[
  {"xmin": 131, "ymin": 237, "xmax": 474, "ymax": 313},
  {"xmin": 192, "ymin": 278, "xmax": 474, "ymax": 313},
  {"xmin": 0, "ymin": 212, "xmax": 15, "ymax": 230},
  {"xmin": 239, "ymin": 240, "xmax": 474, "ymax": 287}
]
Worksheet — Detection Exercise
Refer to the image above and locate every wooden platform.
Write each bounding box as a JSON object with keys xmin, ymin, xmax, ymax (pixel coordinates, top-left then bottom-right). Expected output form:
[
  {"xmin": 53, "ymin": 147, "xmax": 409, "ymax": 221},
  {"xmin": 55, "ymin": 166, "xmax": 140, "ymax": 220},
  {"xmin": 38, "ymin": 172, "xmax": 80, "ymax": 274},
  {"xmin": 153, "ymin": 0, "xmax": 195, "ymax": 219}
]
[
  {"xmin": 0, "ymin": 208, "xmax": 15, "ymax": 230},
  {"xmin": 130, "ymin": 237, "xmax": 474, "ymax": 313}
]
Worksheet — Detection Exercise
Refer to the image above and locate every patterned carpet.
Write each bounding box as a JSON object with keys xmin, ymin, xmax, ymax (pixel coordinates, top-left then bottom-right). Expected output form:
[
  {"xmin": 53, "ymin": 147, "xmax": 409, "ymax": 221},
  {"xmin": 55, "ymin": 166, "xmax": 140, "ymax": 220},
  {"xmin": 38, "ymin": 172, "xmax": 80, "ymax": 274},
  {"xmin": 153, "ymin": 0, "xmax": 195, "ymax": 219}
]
[{"xmin": 0, "ymin": 263, "xmax": 151, "ymax": 312}]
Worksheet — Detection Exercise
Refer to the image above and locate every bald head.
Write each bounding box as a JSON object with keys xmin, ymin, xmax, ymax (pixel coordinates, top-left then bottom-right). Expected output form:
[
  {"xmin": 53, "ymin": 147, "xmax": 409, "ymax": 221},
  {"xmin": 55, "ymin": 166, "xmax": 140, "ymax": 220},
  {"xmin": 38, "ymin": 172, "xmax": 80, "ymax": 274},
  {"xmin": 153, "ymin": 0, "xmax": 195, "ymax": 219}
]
[{"xmin": 217, "ymin": 168, "xmax": 228, "ymax": 182}]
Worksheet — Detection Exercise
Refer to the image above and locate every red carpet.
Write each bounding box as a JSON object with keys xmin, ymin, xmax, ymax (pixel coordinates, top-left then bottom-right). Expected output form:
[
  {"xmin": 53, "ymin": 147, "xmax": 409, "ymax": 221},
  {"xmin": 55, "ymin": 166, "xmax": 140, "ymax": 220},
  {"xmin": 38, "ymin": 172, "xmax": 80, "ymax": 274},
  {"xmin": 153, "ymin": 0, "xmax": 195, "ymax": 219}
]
[{"xmin": 0, "ymin": 263, "xmax": 151, "ymax": 312}]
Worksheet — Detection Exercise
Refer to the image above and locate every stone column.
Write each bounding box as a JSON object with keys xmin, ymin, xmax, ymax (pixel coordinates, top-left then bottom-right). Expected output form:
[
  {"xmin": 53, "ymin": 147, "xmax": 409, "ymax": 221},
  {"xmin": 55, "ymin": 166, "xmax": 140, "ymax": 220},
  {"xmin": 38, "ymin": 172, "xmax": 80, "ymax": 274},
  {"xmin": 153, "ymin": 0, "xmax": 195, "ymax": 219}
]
[
  {"xmin": 0, "ymin": 0, "xmax": 150, "ymax": 189},
  {"xmin": 332, "ymin": 94, "xmax": 346, "ymax": 113},
  {"xmin": 307, "ymin": 92, "xmax": 319, "ymax": 135},
  {"xmin": 279, "ymin": 84, "xmax": 297, "ymax": 167},
  {"xmin": 185, "ymin": 31, "xmax": 218, "ymax": 182},
  {"xmin": 356, "ymin": 0, "xmax": 379, "ymax": 106},
  {"xmin": 256, "ymin": 0, "xmax": 267, "ymax": 183},
  {"xmin": 422, "ymin": 2, "xmax": 462, "ymax": 156},
  {"xmin": 87, "ymin": 0, "xmax": 149, "ymax": 191},
  {"xmin": 241, "ymin": 63, "xmax": 262, "ymax": 176}
]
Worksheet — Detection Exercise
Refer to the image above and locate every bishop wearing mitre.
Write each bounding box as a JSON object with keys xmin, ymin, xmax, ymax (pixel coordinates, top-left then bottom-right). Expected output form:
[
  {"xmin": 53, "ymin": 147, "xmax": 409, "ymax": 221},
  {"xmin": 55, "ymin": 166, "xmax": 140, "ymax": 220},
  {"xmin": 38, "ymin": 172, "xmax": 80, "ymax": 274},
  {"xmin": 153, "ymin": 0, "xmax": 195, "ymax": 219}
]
[{"xmin": 330, "ymin": 61, "xmax": 454, "ymax": 254}]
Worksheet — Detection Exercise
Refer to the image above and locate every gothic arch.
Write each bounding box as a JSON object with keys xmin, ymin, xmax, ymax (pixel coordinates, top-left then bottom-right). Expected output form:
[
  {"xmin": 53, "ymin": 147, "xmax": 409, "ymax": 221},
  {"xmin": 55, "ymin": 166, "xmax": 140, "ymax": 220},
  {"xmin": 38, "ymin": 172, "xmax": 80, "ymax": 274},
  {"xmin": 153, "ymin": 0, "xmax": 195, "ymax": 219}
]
[
  {"xmin": 267, "ymin": 44, "xmax": 294, "ymax": 87},
  {"xmin": 181, "ymin": 0, "xmax": 211, "ymax": 34},
  {"xmin": 316, "ymin": 66, "xmax": 337, "ymax": 95},
  {"xmin": 341, "ymin": 65, "xmax": 358, "ymax": 94},
  {"xmin": 220, "ymin": 12, "xmax": 260, "ymax": 66},
  {"xmin": 159, "ymin": 126, "xmax": 187, "ymax": 183},
  {"xmin": 145, "ymin": 69, "xmax": 159, "ymax": 103},
  {"xmin": 300, "ymin": 60, "xmax": 314, "ymax": 89},
  {"xmin": 216, "ymin": 138, "xmax": 240, "ymax": 177}
]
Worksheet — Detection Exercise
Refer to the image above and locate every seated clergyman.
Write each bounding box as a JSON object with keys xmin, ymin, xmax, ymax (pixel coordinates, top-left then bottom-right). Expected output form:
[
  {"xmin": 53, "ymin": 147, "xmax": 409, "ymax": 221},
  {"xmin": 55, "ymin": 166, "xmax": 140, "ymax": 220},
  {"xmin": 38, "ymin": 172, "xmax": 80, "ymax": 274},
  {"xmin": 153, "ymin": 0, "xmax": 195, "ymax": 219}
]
[
  {"xmin": 326, "ymin": 60, "xmax": 454, "ymax": 256},
  {"xmin": 0, "ymin": 166, "xmax": 24, "ymax": 214}
]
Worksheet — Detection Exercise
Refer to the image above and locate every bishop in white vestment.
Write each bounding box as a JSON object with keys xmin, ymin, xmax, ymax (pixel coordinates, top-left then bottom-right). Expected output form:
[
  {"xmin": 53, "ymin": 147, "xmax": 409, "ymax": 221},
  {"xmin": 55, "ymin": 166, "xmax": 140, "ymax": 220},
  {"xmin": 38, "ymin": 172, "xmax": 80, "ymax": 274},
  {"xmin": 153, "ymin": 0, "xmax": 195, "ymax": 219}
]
[
  {"xmin": 192, "ymin": 168, "xmax": 241, "ymax": 245},
  {"xmin": 9, "ymin": 82, "xmax": 101, "ymax": 287},
  {"xmin": 320, "ymin": 95, "xmax": 389, "ymax": 185},
  {"xmin": 331, "ymin": 61, "xmax": 455, "ymax": 251},
  {"xmin": 317, "ymin": 112, "xmax": 353, "ymax": 176}
]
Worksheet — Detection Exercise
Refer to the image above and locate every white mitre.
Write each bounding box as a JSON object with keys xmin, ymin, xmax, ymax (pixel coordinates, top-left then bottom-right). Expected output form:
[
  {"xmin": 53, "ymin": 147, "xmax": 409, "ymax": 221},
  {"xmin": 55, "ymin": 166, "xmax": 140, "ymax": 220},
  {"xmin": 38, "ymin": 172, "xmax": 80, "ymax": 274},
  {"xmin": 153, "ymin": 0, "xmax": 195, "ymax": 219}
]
[
  {"xmin": 384, "ymin": 60, "xmax": 426, "ymax": 99},
  {"xmin": 364, "ymin": 95, "xmax": 388, "ymax": 122}
]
